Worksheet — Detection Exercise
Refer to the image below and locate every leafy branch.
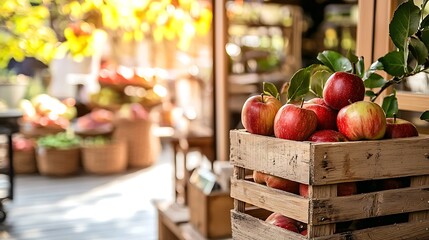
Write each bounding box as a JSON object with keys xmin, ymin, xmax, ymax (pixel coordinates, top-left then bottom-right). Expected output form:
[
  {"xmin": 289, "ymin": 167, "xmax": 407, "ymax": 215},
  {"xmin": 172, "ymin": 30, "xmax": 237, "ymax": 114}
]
[{"xmin": 284, "ymin": 0, "xmax": 429, "ymax": 122}]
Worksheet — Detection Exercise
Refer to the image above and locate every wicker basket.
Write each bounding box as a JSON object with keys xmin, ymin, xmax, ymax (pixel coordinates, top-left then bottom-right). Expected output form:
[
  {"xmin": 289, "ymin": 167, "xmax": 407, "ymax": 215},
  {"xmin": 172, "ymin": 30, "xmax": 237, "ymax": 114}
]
[
  {"xmin": 81, "ymin": 141, "xmax": 127, "ymax": 174},
  {"xmin": 36, "ymin": 147, "xmax": 81, "ymax": 176},
  {"xmin": 113, "ymin": 118, "xmax": 160, "ymax": 169},
  {"xmin": 14, "ymin": 149, "xmax": 37, "ymax": 174}
]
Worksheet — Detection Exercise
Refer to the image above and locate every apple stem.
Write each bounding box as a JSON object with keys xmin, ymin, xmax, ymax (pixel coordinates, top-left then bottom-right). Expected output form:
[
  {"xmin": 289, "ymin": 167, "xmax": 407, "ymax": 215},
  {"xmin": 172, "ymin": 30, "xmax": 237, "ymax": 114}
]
[
  {"xmin": 393, "ymin": 113, "xmax": 397, "ymax": 123},
  {"xmin": 261, "ymin": 93, "xmax": 265, "ymax": 103},
  {"xmin": 300, "ymin": 98, "xmax": 304, "ymax": 108}
]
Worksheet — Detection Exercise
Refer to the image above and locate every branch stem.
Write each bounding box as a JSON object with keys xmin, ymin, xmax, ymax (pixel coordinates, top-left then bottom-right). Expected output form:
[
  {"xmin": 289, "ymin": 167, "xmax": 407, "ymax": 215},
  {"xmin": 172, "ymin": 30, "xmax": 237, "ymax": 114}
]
[{"xmin": 370, "ymin": 76, "xmax": 402, "ymax": 102}]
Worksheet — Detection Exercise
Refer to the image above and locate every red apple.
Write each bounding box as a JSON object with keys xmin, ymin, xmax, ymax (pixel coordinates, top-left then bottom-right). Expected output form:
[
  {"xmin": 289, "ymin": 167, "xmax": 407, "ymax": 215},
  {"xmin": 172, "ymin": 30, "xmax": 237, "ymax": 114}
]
[
  {"xmin": 384, "ymin": 117, "xmax": 419, "ymax": 139},
  {"xmin": 300, "ymin": 229, "xmax": 308, "ymax": 236},
  {"xmin": 323, "ymin": 72, "xmax": 365, "ymax": 110},
  {"xmin": 274, "ymin": 104, "xmax": 318, "ymax": 141},
  {"xmin": 337, "ymin": 101, "xmax": 386, "ymax": 140},
  {"xmin": 299, "ymin": 184, "xmax": 309, "ymax": 197},
  {"xmin": 265, "ymin": 174, "xmax": 299, "ymax": 194},
  {"xmin": 303, "ymin": 104, "xmax": 338, "ymax": 130},
  {"xmin": 308, "ymin": 129, "xmax": 348, "ymax": 142},
  {"xmin": 253, "ymin": 170, "xmax": 267, "ymax": 184},
  {"xmin": 299, "ymin": 182, "xmax": 356, "ymax": 198},
  {"xmin": 241, "ymin": 94, "xmax": 282, "ymax": 136},
  {"xmin": 265, "ymin": 213, "xmax": 299, "ymax": 233},
  {"xmin": 337, "ymin": 182, "xmax": 357, "ymax": 196},
  {"xmin": 379, "ymin": 178, "xmax": 406, "ymax": 190},
  {"xmin": 305, "ymin": 97, "xmax": 329, "ymax": 107}
]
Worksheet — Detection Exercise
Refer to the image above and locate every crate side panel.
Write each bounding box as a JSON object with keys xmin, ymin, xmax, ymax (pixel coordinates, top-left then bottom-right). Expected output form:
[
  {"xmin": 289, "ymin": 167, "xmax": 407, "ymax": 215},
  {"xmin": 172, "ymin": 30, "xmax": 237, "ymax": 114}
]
[
  {"xmin": 230, "ymin": 178, "xmax": 309, "ymax": 223},
  {"xmin": 311, "ymin": 136, "xmax": 429, "ymax": 184},
  {"xmin": 311, "ymin": 186, "xmax": 429, "ymax": 224},
  {"xmin": 230, "ymin": 130, "xmax": 311, "ymax": 184},
  {"xmin": 231, "ymin": 210, "xmax": 307, "ymax": 240}
]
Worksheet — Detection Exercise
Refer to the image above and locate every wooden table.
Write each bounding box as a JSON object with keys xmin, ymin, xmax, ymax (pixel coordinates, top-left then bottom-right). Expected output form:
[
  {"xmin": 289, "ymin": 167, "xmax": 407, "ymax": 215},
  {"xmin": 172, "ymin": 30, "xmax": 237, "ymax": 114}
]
[
  {"xmin": 155, "ymin": 201, "xmax": 232, "ymax": 240},
  {"xmin": 155, "ymin": 125, "xmax": 215, "ymax": 205}
]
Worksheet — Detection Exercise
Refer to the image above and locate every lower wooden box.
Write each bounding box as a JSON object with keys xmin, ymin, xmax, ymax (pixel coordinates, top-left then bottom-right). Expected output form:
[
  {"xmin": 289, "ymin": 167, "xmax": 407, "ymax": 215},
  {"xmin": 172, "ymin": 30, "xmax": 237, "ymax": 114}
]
[
  {"xmin": 229, "ymin": 130, "xmax": 429, "ymax": 239},
  {"xmin": 188, "ymin": 181, "xmax": 234, "ymax": 239}
]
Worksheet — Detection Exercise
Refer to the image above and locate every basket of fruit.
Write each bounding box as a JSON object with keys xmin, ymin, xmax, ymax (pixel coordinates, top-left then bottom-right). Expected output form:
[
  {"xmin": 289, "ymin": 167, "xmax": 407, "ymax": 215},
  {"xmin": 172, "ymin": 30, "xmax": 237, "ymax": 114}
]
[
  {"xmin": 36, "ymin": 132, "xmax": 81, "ymax": 177},
  {"xmin": 112, "ymin": 103, "xmax": 160, "ymax": 169},
  {"xmin": 12, "ymin": 136, "xmax": 37, "ymax": 174},
  {"xmin": 81, "ymin": 136, "xmax": 127, "ymax": 175},
  {"xmin": 19, "ymin": 94, "xmax": 77, "ymax": 138}
]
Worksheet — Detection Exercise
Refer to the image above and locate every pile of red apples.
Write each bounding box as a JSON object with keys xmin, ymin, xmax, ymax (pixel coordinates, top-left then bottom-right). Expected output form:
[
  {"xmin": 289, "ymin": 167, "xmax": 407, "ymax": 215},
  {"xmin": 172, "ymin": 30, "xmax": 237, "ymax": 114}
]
[{"xmin": 240, "ymin": 71, "xmax": 419, "ymax": 236}]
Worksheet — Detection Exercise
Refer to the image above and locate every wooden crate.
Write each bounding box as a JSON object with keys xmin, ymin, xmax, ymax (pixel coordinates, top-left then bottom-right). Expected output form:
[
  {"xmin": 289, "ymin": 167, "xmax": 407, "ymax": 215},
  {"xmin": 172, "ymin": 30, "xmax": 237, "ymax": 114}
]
[
  {"xmin": 188, "ymin": 181, "xmax": 234, "ymax": 239},
  {"xmin": 229, "ymin": 129, "xmax": 429, "ymax": 240}
]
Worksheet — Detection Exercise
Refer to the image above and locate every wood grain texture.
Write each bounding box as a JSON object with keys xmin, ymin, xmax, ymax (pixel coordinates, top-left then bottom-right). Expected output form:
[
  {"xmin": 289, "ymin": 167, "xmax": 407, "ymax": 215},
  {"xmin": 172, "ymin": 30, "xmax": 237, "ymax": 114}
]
[
  {"xmin": 230, "ymin": 130, "xmax": 429, "ymax": 185},
  {"xmin": 233, "ymin": 209, "xmax": 429, "ymax": 240},
  {"xmin": 230, "ymin": 178, "xmax": 309, "ymax": 223},
  {"xmin": 311, "ymin": 186, "xmax": 429, "ymax": 224},
  {"xmin": 230, "ymin": 130, "xmax": 311, "ymax": 184},
  {"xmin": 231, "ymin": 210, "xmax": 307, "ymax": 240}
]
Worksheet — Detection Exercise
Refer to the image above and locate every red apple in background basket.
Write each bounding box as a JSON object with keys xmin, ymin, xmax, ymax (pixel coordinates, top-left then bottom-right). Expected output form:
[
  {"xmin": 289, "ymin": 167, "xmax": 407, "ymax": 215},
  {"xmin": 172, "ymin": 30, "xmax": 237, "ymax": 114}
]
[
  {"xmin": 241, "ymin": 94, "xmax": 282, "ymax": 136},
  {"xmin": 265, "ymin": 213, "xmax": 299, "ymax": 233},
  {"xmin": 384, "ymin": 117, "xmax": 419, "ymax": 139},
  {"xmin": 323, "ymin": 72, "xmax": 365, "ymax": 110},
  {"xmin": 274, "ymin": 104, "xmax": 318, "ymax": 141},
  {"xmin": 307, "ymin": 130, "xmax": 348, "ymax": 142},
  {"xmin": 337, "ymin": 101, "xmax": 386, "ymax": 140},
  {"xmin": 303, "ymin": 104, "xmax": 338, "ymax": 130}
]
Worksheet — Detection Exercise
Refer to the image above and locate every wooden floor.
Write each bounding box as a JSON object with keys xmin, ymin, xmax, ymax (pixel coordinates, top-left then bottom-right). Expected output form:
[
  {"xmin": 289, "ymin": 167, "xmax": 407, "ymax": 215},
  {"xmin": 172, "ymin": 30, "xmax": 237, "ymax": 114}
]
[{"xmin": 0, "ymin": 143, "xmax": 181, "ymax": 240}]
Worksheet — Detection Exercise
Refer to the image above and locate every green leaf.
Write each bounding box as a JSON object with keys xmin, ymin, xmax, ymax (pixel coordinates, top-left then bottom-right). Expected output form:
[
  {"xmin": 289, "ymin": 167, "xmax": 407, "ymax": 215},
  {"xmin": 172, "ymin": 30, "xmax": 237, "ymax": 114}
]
[
  {"xmin": 420, "ymin": 110, "xmax": 429, "ymax": 121},
  {"xmin": 420, "ymin": 28, "xmax": 429, "ymax": 50},
  {"xmin": 287, "ymin": 68, "xmax": 311, "ymax": 103},
  {"xmin": 263, "ymin": 82, "xmax": 279, "ymax": 100},
  {"xmin": 389, "ymin": 0, "xmax": 420, "ymax": 51},
  {"xmin": 310, "ymin": 69, "xmax": 332, "ymax": 98},
  {"xmin": 317, "ymin": 50, "xmax": 353, "ymax": 72},
  {"xmin": 381, "ymin": 92, "xmax": 399, "ymax": 118},
  {"xmin": 365, "ymin": 90, "xmax": 376, "ymax": 98},
  {"xmin": 365, "ymin": 60, "xmax": 384, "ymax": 79},
  {"xmin": 364, "ymin": 73, "xmax": 387, "ymax": 88},
  {"xmin": 346, "ymin": 50, "xmax": 358, "ymax": 64},
  {"xmin": 356, "ymin": 56, "xmax": 365, "ymax": 78},
  {"xmin": 378, "ymin": 51, "xmax": 406, "ymax": 77},
  {"xmin": 409, "ymin": 37, "xmax": 428, "ymax": 65}
]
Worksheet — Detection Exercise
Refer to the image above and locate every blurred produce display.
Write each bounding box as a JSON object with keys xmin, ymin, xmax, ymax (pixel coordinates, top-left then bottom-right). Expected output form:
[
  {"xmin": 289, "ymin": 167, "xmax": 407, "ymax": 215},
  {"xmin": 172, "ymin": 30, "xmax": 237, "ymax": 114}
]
[
  {"xmin": 90, "ymin": 64, "xmax": 166, "ymax": 110},
  {"xmin": 19, "ymin": 94, "xmax": 77, "ymax": 130},
  {"xmin": 37, "ymin": 132, "xmax": 81, "ymax": 149}
]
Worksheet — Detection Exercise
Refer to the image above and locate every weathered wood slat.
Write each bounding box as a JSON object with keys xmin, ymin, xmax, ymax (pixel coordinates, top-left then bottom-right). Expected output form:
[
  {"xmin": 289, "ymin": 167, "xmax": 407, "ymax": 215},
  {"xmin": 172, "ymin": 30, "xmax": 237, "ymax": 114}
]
[
  {"xmin": 230, "ymin": 130, "xmax": 429, "ymax": 185},
  {"xmin": 230, "ymin": 178, "xmax": 309, "ymax": 223},
  {"xmin": 231, "ymin": 210, "xmax": 307, "ymax": 240},
  {"xmin": 311, "ymin": 137, "xmax": 429, "ymax": 184},
  {"xmin": 233, "ymin": 209, "xmax": 429, "ymax": 240},
  {"xmin": 311, "ymin": 186, "xmax": 429, "ymax": 224},
  {"xmin": 309, "ymin": 185, "xmax": 336, "ymax": 237},
  {"xmin": 230, "ymin": 130, "xmax": 311, "ymax": 184}
]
